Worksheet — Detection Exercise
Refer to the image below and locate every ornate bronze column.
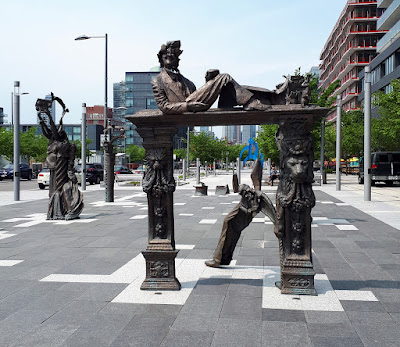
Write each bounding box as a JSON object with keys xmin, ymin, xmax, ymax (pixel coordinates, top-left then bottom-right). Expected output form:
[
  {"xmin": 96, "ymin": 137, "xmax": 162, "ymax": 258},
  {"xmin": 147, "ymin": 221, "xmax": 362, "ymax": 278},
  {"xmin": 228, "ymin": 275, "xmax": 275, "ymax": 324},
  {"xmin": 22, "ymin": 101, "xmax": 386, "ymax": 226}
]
[
  {"xmin": 135, "ymin": 126, "xmax": 181, "ymax": 290},
  {"xmin": 274, "ymin": 117, "xmax": 316, "ymax": 295}
]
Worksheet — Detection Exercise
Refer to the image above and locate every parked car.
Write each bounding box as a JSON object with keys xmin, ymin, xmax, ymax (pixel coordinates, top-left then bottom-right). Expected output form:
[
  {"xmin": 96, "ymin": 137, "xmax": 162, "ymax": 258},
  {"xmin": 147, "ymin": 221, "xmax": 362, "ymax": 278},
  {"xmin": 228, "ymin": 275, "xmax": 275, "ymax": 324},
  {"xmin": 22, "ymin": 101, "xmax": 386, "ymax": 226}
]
[
  {"xmin": 114, "ymin": 165, "xmax": 132, "ymax": 174},
  {"xmin": 37, "ymin": 168, "xmax": 50, "ymax": 189},
  {"xmin": 359, "ymin": 152, "xmax": 400, "ymax": 186},
  {"xmin": 0, "ymin": 163, "xmax": 32, "ymax": 180},
  {"xmin": 75, "ymin": 163, "xmax": 104, "ymax": 185},
  {"xmin": 135, "ymin": 165, "xmax": 145, "ymax": 174}
]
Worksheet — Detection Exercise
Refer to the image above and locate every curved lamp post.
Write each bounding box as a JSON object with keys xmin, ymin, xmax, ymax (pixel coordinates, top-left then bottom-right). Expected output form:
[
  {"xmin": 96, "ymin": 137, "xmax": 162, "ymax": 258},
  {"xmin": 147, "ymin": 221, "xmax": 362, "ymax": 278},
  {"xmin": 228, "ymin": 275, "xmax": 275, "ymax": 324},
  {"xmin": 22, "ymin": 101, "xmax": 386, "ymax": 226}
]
[{"xmin": 75, "ymin": 34, "xmax": 111, "ymax": 201}]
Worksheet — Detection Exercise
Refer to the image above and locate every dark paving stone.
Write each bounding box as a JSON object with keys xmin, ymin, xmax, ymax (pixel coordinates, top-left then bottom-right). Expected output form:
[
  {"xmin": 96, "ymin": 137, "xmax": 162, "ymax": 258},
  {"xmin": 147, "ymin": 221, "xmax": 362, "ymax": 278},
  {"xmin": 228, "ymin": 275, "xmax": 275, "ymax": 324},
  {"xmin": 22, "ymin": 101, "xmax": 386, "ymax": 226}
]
[
  {"xmin": 341, "ymin": 300, "xmax": 386, "ymax": 312},
  {"xmin": 76, "ymin": 283, "xmax": 129, "ymax": 302},
  {"xmin": 330, "ymin": 280, "xmax": 368, "ymax": 290},
  {"xmin": 310, "ymin": 335, "xmax": 364, "ymax": 347},
  {"xmin": 354, "ymin": 322, "xmax": 400, "ymax": 344},
  {"xmin": 110, "ymin": 315, "xmax": 176, "ymax": 347},
  {"xmin": 160, "ymin": 330, "xmax": 214, "ymax": 347},
  {"xmin": 346, "ymin": 311, "xmax": 394, "ymax": 325},
  {"xmin": 60, "ymin": 312, "xmax": 134, "ymax": 347},
  {"xmin": 44, "ymin": 300, "xmax": 107, "ymax": 326},
  {"xmin": 261, "ymin": 321, "xmax": 311, "ymax": 347},
  {"xmin": 180, "ymin": 294, "xmax": 225, "ymax": 317},
  {"xmin": 170, "ymin": 314, "xmax": 216, "ymax": 332},
  {"xmin": 307, "ymin": 323, "xmax": 358, "ymax": 338},
  {"xmin": 192, "ymin": 278, "xmax": 231, "ymax": 296},
  {"xmin": 262, "ymin": 309, "xmax": 306, "ymax": 322},
  {"xmin": 9, "ymin": 323, "xmax": 79, "ymax": 347},
  {"xmin": 235, "ymin": 255, "xmax": 264, "ymax": 267},
  {"xmin": 211, "ymin": 317, "xmax": 261, "ymax": 347},
  {"xmin": 227, "ymin": 279, "xmax": 263, "ymax": 298},
  {"xmin": 304, "ymin": 311, "xmax": 350, "ymax": 324},
  {"xmin": 220, "ymin": 295, "xmax": 262, "ymax": 320},
  {"xmin": 381, "ymin": 301, "xmax": 400, "ymax": 313}
]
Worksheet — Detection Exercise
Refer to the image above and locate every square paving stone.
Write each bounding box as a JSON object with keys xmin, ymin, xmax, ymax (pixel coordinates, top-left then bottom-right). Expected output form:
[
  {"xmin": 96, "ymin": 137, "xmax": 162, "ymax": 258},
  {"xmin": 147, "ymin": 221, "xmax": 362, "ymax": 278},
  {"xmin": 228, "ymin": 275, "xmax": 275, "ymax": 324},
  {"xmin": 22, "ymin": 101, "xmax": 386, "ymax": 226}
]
[
  {"xmin": 160, "ymin": 330, "xmax": 214, "ymax": 347},
  {"xmin": 9, "ymin": 323, "xmax": 79, "ymax": 347},
  {"xmin": 346, "ymin": 311, "xmax": 394, "ymax": 325},
  {"xmin": 304, "ymin": 311, "xmax": 350, "ymax": 324},
  {"xmin": 220, "ymin": 295, "xmax": 262, "ymax": 320},
  {"xmin": 227, "ymin": 279, "xmax": 263, "ymax": 298},
  {"xmin": 340, "ymin": 300, "xmax": 386, "ymax": 312},
  {"xmin": 261, "ymin": 321, "xmax": 311, "ymax": 347},
  {"xmin": 307, "ymin": 323, "xmax": 359, "ymax": 338},
  {"xmin": 262, "ymin": 309, "xmax": 306, "ymax": 322},
  {"xmin": 310, "ymin": 335, "xmax": 364, "ymax": 347},
  {"xmin": 211, "ymin": 317, "xmax": 261, "ymax": 347}
]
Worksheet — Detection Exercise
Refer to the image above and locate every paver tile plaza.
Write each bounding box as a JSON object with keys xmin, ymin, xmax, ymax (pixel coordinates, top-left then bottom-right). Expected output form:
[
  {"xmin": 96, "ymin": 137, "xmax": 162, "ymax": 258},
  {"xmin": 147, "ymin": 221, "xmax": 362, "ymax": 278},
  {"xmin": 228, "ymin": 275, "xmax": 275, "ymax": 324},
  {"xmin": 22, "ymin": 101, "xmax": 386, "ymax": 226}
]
[{"xmin": 0, "ymin": 174, "xmax": 399, "ymax": 346}]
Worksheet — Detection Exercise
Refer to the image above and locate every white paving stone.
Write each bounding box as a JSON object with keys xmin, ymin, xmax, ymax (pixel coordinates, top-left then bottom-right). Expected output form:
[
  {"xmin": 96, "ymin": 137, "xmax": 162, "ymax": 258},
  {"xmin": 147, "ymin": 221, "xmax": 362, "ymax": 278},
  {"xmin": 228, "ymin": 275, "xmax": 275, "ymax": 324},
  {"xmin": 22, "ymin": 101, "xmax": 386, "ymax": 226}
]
[
  {"xmin": 174, "ymin": 203, "xmax": 186, "ymax": 206},
  {"xmin": 41, "ymin": 251, "xmax": 378, "ymax": 309},
  {"xmin": 199, "ymin": 219, "xmax": 217, "ymax": 224},
  {"xmin": 335, "ymin": 290, "xmax": 378, "ymax": 301},
  {"xmin": 1, "ymin": 214, "xmax": 97, "ymax": 228},
  {"xmin": 336, "ymin": 203, "xmax": 350, "ymax": 206},
  {"xmin": 129, "ymin": 215, "xmax": 148, "ymax": 220},
  {"xmin": 176, "ymin": 244, "xmax": 195, "ymax": 250},
  {"xmin": 263, "ymin": 272, "xmax": 344, "ymax": 311},
  {"xmin": 202, "ymin": 207, "xmax": 215, "ymax": 210},
  {"xmin": 0, "ymin": 260, "xmax": 24, "ymax": 267},
  {"xmin": 0, "ymin": 232, "xmax": 16, "ymax": 240},
  {"xmin": 253, "ymin": 218, "xmax": 265, "ymax": 223},
  {"xmin": 179, "ymin": 213, "xmax": 193, "ymax": 216},
  {"xmin": 336, "ymin": 225, "xmax": 358, "ymax": 231}
]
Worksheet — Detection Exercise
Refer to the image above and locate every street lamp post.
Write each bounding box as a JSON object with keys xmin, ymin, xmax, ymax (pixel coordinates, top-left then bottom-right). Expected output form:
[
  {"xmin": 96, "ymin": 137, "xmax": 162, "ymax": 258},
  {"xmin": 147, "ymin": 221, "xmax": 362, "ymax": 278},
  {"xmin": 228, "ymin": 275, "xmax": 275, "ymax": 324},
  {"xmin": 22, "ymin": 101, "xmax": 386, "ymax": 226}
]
[
  {"xmin": 13, "ymin": 82, "xmax": 29, "ymax": 201},
  {"xmin": 75, "ymin": 33, "xmax": 110, "ymax": 201},
  {"xmin": 186, "ymin": 126, "xmax": 190, "ymax": 175},
  {"xmin": 81, "ymin": 103, "xmax": 87, "ymax": 191},
  {"xmin": 336, "ymin": 94, "xmax": 342, "ymax": 191},
  {"xmin": 364, "ymin": 66, "xmax": 372, "ymax": 201}
]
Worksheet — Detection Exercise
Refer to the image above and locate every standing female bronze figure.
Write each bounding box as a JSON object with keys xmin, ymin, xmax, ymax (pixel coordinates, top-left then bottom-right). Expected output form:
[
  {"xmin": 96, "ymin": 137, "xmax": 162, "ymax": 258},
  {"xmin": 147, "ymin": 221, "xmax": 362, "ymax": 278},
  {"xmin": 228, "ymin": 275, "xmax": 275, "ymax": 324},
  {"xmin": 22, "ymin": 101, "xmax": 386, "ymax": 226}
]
[{"xmin": 36, "ymin": 94, "xmax": 84, "ymax": 220}]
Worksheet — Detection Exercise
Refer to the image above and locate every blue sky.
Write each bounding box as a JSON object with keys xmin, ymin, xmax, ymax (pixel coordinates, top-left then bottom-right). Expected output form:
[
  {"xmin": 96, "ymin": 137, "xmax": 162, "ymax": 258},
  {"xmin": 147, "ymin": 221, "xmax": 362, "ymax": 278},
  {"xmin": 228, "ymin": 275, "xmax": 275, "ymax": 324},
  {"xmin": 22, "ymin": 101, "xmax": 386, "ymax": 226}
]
[{"xmin": 0, "ymin": 0, "xmax": 344, "ymax": 127}]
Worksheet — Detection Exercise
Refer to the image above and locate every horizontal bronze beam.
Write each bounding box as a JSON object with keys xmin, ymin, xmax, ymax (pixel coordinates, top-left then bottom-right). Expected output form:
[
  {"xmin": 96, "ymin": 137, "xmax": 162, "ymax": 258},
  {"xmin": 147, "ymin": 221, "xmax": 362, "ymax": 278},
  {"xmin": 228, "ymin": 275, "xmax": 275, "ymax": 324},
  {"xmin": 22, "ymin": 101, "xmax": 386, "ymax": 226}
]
[{"xmin": 125, "ymin": 105, "xmax": 329, "ymax": 128}]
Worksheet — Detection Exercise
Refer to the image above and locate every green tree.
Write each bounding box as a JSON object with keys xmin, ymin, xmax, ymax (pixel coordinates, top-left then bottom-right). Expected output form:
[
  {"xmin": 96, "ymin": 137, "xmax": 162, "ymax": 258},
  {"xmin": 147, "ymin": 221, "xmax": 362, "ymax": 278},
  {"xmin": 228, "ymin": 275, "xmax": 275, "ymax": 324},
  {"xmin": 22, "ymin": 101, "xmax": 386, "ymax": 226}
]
[
  {"xmin": 126, "ymin": 145, "xmax": 146, "ymax": 163},
  {"xmin": 0, "ymin": 127, "xmax": 14, "ymax": 160},
  {"xmin": 256, "ymin": 124, "xmax": 279, "ymax": 165},
  {"xmin": 73, "ymin": 139, "xmax": 94, "ymax": 160},
  {"xmin": 372, "ymin": 79, "xmax": 400, "ymax": 151},
  {"xmin": 173, "ymin": 148, "xmax": 186, "ymax": 160},
  {"xmin": 341, "ymin": 110, "xmax": 364, "ymax": 158},
  {"xmin": 20, "ymin": 127, "xmax": 48, "ymax": 162}
]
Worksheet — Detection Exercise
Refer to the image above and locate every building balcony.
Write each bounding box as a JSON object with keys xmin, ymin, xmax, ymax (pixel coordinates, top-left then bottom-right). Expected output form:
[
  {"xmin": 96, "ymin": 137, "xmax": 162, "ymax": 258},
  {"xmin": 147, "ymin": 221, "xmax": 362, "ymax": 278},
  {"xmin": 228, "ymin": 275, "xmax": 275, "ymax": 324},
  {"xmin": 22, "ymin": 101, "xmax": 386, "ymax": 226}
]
[
  {"xmin": 378, "ymin": 0, "xmax": 400, "ymax": 29},
  {"xmin": 378, "ymin": 0, "xmax": 393, "ymax": 9},
  {"xmin": 377, "ymin": 18, "xmax": 400, "ymax": 50}
]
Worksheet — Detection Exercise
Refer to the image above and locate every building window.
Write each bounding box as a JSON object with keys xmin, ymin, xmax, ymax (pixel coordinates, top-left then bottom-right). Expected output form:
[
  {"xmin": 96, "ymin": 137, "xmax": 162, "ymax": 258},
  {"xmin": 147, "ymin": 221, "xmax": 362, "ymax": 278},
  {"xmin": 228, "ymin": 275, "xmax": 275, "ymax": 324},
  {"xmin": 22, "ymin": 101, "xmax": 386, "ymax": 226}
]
[
  {"xmin": 385, "ymin": 84, "xmax": 393, "ymax": 94},
  {"xmin": 385, "ymin": 54, "xmax": 394, "ymax": 75},
  {"xmin": 146, "ymin": 98, "xmax": 157, "ymax": 109}
]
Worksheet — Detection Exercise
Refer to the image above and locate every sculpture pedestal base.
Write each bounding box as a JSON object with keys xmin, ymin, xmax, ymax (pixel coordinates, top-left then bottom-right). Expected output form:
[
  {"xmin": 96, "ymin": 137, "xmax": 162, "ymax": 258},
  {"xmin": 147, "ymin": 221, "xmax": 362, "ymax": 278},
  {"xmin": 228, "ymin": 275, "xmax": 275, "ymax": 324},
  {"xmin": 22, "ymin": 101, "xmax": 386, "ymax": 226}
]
[
  {"xmin": 194, "ymin": 184, "xmax": 208, "ymax": 196},
  {"xmin": 280, "ymin": 261, "xmax": 316, "ymax": 295},
  {"xmin": 140, "ymin": 250, "xmax": 181, "ymax": 291}
]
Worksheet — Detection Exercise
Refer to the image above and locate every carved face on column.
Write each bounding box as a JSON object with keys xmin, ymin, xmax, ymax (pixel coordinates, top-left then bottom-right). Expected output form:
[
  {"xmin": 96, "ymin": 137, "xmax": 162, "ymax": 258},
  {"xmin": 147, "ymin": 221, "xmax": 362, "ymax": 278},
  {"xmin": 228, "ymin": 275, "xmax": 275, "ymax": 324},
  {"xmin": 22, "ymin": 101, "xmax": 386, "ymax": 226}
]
[{"xmin": 285, "ymin": 155, "xmax": 309, "ymax": 184}]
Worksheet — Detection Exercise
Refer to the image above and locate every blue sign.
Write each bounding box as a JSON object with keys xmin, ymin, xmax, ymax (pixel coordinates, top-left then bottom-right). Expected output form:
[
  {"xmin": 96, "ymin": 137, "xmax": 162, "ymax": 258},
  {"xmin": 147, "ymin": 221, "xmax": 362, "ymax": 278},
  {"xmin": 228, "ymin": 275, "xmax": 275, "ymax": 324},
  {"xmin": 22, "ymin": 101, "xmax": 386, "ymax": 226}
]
[{"xmin": 240, "ymin": 138, "xmax": 264, "ymax": 166}]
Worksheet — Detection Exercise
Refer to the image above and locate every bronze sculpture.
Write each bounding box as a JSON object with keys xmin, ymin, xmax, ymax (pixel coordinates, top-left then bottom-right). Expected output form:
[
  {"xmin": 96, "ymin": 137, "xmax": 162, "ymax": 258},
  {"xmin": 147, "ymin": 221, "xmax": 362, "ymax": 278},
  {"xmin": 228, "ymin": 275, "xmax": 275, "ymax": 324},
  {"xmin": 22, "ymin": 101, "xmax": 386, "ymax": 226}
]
[
  {"xmin": 126, "ymin": 39, "xmax": 325, "ymax": 293},
  {"xmin": 36, "ymin": 94, "xmax": 84, "ymax": 220},
  {"xmin": 152, "ymin": 40, "xmax": 273, "ymax": 114},
  {"xmin": 205, "ymin": 161, "xmax": 276, "ymax": 268},
  {"xmin": 151, "ymin": 41, "xmax": 312, "ymax": 115},
  {"xmin": 273, "ymin": 119, "xmax": 316, "ymax": 294}
]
